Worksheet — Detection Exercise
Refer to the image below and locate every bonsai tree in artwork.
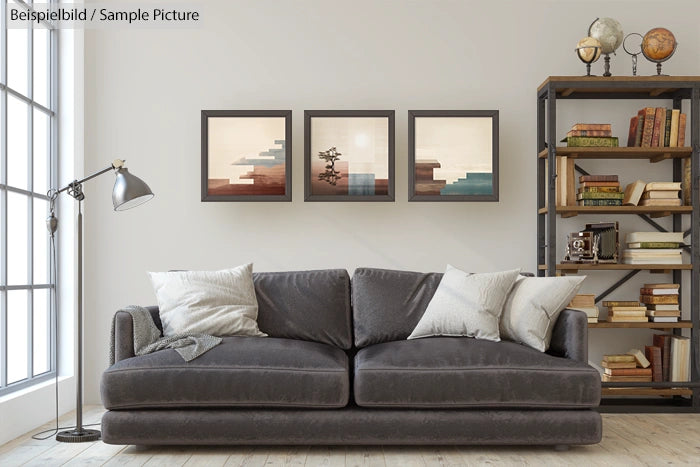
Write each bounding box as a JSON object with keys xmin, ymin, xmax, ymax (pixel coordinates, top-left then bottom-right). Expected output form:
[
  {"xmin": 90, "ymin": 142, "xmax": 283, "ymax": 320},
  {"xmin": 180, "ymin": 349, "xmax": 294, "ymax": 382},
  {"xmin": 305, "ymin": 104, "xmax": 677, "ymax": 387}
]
[{"xmin": 318, "ymin": 147, "xmax": 342, "ymax": 186}]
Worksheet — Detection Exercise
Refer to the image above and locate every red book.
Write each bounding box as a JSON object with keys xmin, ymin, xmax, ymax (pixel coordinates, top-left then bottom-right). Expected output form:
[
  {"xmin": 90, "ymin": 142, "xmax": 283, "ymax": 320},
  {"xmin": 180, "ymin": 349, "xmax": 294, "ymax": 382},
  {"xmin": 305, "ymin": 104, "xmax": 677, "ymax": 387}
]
[
  {"xmin": 653, "ymin": 334, "xmax": 672, "ymax": 381},
  {"xmin": 579, "ymin": 181, "xmax": 621, "ymax": 188},
  {"xmin": 651, "ymin": 107, "xmax": 665, "ymax": 147},
  {"xmin": 627, "ymin": 116, "xmax": 639, "ymax": 147},
  {"xmin": 634, "ymin": 109, "xmax": 645, "ymax": 146},
  {"xmin": 645, "ymin": 345, "xmax": 663, "ymax": 382},
  {"xmin": 678, "ymin": 113, "xmax": 687, "ymax": 146},
  {"xmin": 603, "ymin": 368, "xmax": 653, "ymax": 376},
  {"xmin": 579, "ymin": 175, "xmax": 619, "ymax": 183},
  {"xmin": 571, "ymin": 123, "xmax": 612, "ymax": 131},
  {"xmin": 640, "ymin": 107, "xmax": 656, "ymax": 147}
]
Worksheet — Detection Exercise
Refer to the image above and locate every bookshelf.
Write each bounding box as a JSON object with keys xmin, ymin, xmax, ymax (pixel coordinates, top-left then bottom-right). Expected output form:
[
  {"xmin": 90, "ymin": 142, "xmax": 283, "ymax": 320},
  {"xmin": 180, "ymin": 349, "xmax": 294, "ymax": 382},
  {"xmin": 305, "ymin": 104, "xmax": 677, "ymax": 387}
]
[{"xmin": 537, "ymin": 76, "xmax": 700, "ymax": 413}]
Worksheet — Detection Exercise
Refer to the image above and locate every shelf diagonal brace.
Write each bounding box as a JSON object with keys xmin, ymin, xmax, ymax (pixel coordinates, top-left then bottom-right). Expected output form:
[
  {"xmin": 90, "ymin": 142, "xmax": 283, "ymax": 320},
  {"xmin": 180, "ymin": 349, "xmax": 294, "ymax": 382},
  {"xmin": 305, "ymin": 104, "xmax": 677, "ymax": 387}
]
[
  {"xmin": 574, "ymin": 164, "xmax": 589, "ymax": 176},
  {"xmin": 595, "ymin": 270, "xmax": 641, "ymax": 303}
]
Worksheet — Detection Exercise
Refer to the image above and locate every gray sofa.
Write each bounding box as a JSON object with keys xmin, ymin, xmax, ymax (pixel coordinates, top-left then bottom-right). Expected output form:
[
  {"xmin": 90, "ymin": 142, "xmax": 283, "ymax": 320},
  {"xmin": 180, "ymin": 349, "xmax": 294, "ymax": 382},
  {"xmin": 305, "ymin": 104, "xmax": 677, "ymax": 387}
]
[{"xmin": 101, "ymin": 268, "xmax": 602, "ymax": 446}]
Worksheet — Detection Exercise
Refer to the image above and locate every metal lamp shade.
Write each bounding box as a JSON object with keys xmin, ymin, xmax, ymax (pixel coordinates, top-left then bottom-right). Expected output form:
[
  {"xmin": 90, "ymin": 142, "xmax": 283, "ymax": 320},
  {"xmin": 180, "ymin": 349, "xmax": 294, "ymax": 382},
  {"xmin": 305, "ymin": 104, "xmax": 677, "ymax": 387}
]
[{"xmin": 112, "ymin": 167, "xmax": 154, "ymax": 211}]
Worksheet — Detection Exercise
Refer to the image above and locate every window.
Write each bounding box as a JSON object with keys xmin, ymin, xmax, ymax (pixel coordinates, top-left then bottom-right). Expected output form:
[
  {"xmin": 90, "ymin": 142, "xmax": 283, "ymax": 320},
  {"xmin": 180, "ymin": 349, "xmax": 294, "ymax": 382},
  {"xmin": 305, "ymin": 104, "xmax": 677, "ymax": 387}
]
[{"xmin": 1, "ymin": 0, "xmax": 57, "ymax": 395}]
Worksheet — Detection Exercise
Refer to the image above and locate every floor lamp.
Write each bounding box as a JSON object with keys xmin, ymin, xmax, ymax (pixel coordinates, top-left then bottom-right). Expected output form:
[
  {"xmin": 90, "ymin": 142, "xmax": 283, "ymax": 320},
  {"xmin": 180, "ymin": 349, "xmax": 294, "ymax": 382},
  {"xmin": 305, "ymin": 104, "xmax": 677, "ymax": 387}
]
[{"xmin": 48, "ymin": 159, "xmax": 154, "ymax": 442}]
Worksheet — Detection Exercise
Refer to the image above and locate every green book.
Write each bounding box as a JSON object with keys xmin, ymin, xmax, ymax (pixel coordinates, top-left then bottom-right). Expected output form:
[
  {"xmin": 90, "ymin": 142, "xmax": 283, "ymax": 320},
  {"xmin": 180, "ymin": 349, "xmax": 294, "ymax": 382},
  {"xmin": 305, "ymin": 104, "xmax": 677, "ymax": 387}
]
[
  {"xmin": 563, "ymin": 136, "xmax": 619, "ymax": 147},
  {"xmin": 627, "ymin": 242, "xmax": 681, "ymax": 249},
  {"xmin": 580, "ymin": 186, "xmax": 621, "ymax": 193},
  {"xmin": 577, "ymin": 199, "xmax": 623, "ymax": 206},
  {"xmin": 664, "ymin": 108, "xmax": 672, "ymax": 146},
  {"xmin": 576, "ymin": 192, "xmax": 624, "ymax": 200}
]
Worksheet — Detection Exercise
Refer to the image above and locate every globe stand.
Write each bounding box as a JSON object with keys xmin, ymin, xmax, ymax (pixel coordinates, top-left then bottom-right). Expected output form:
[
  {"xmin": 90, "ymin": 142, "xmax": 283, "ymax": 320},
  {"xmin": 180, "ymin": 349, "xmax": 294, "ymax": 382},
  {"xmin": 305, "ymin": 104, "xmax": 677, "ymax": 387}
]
[
  {"xmin": 602, "ymin": 54, "xmax": 612, "ymax": 77},
  {"xmin": 575, "ymin": 45, "xmax": 600, "ymax": 77}
]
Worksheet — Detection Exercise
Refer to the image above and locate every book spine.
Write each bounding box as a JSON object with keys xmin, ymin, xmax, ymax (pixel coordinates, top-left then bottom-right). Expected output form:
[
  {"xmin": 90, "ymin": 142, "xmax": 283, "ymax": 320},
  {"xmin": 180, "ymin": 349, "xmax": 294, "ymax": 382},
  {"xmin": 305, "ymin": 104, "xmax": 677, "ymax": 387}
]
[
  {"xmin": 641, "ymin": 107, "xmax": 656, "ymax": 147},
  {"xmin": 651, "ymin": 107, "xmax": 665, "ymax": 147},
  {"xmin": 634, "ymin": 110, "xmax": 645, "ymax": 147},
  {"xmin": 630, "ymin": 242, "xmax": 680, "ymax": 248},
  {"xmin": 572, "ymin": 123, "xmax": 612, "ymax": 131},
  {"xmin": 579, "ymin": 175, "xmax": 618, "ymax": 182},
  {"xmin": 568, "ymin": 129, "xmax": 613, "ymax": 137},
  {"xmin": 577, "ymin": 199, "xmax": 623, "ymax": 206},
  {"xmin": 566, "ymin": 136, "xmax": 619, "ymax": 147},
  {"xmin": 645, "ymin": 346, "xmax": 663, "ymax": 382},
  {"xmin": 627, "ymin": 116, "xmax": 638, "ymax": 147},
  {"xmin": 576, "ymin": 192, "xmax": 624, "ymax": 200},
  {"xmin": 580, "ymin": 181, "xmax": 621, "ymax": 188},
  {"xmin": 663, "ymin": 108, "xmax": 672, "ymax": 147},
  {"xmin": 678, "ymin": 113, "xmax": 687, "ymax": 146},
  {"xmin": 603, "ymin": 301, "xmax": 640, "ymax": 307},
  {"xmin": 640, "ymin": 295, "xmax": 679, "ymax": 304},
  {"xmin": 580, "ymin": 186, "xmax": 621, "ymax": 193},
  {"xmin": 669, "ymin": 109, "xmax": 680, "ymax": 147},
  {"xmin": 640, "ymin": 288, "xmax": 678, "ymax": 295}
]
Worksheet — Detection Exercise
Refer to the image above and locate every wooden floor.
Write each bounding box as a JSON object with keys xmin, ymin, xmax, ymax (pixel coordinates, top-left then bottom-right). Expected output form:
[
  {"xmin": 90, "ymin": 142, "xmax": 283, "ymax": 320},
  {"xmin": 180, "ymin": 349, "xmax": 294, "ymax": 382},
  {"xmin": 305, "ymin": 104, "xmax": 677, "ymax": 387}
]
[{"xmin": 1, "ymin": 406, "xmax": 699, "ymax": 466}]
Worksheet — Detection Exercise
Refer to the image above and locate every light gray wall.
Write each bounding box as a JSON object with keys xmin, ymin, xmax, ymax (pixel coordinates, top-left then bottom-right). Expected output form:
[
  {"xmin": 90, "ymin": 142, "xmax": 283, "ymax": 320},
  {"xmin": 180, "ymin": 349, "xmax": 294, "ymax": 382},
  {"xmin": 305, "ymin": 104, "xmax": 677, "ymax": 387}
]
[{"xmin": 83, "ymin": 0, "xmax": 700, "ymax": 402}]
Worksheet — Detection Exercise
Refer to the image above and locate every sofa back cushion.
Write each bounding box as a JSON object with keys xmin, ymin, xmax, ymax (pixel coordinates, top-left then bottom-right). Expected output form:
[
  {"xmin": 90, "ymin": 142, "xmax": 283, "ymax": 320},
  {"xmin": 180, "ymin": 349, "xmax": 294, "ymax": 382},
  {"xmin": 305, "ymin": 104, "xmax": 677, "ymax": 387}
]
[
  {"xmin": 254, "ymin": 269, "xmax": 352, "ymax": 349},
  {"xmin": 352, "ymin": 268, "xmax": 442, "ymax": 347}
]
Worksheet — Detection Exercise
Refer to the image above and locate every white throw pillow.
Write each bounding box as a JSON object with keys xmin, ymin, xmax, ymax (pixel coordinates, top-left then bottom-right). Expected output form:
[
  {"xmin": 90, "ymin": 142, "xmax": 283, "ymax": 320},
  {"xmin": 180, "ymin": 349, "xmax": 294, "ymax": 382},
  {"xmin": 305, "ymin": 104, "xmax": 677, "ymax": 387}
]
[
  {"xmin": 148, "ymin": 263, "xmax": 267, "ymax": 337},
  {"xmin": 407, "ymin": 265, "xmax": 521, "ymax": 342},
  {"xmin": 499, "ymin": 275, "xmax": 585, "ymax": 352}
]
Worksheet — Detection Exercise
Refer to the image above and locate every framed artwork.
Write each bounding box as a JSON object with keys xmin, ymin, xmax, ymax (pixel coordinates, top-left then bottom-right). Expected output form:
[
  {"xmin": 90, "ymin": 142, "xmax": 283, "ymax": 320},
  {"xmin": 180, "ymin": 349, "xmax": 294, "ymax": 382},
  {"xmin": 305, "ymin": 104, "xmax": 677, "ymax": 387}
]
[
  {"xmin": 408, "ymin": 110, "xmax": 499, "ymax": 202},
  {"xmin": 201, "ymin": 110, "xmax": 292, "ymax": 201},
  {"xmin": 304, "ymin": 110, "xmax": 395, "ymax": 201}
]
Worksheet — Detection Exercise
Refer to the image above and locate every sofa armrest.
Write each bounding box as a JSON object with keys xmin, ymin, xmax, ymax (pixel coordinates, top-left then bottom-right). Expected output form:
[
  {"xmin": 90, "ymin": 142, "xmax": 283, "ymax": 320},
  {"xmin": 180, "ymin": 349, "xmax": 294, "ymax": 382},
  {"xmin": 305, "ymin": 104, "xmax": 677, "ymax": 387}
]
[
  {"xmin": 547, "ymin": 309, "xmax": 588, "ymax": 363},
  {"xmin": 112, "ymin": 306, "xmax": 161, "ymax": 363}
]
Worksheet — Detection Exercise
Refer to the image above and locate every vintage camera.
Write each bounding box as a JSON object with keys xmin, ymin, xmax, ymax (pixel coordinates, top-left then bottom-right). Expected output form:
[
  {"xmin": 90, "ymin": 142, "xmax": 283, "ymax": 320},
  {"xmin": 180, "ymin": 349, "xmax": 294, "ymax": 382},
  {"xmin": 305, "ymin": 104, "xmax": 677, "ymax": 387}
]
[{"xmin": 564, "ymin": 222, "xmax": 619, "ymax": 264}]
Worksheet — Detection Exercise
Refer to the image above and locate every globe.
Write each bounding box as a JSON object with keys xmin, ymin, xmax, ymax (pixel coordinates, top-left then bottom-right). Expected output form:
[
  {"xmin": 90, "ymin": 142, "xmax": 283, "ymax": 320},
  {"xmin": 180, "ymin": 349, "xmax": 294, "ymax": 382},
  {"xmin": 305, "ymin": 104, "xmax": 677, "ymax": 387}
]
[
  {"xmin": 576, "ymin": 37, "xmax": 602, "ymax": 63},
  {"xmin": 588, "ymin": 17, "xmax": 624, "ymax": 54},
  {"xmin": 642, "ymin": 28, "xmax": 677, "ymax": 61}
]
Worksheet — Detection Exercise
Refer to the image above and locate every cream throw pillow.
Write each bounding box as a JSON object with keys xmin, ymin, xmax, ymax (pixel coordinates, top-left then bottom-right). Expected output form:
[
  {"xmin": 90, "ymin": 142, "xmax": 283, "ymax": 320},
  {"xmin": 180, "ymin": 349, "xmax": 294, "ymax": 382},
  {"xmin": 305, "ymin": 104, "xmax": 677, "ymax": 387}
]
[
  {"xmin": 407, "ymin": 265, "xmax": 521, "ymax": 342},
  {"xmin": 499, "ymin": 275, "xmax": 585, "ymax": 352},
  {"xmin": 148, "ymin": 263, "xmax": 267, "ymax": 337}
]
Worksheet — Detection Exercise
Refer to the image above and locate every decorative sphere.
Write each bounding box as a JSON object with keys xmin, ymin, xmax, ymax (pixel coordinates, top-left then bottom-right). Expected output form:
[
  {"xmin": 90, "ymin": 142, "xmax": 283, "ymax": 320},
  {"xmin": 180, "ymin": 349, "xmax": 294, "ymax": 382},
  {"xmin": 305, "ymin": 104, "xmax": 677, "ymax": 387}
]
[
  {"xmin": 642, "ymin": 28, "xmax": 677, "ymax": 61},
  {"xmin": 576, "ymin": 37, "xmax": 602, "ymax": 63},
  {"xmin": 588, "ymin": 17, "xmax": 624, "ymax": 54}
]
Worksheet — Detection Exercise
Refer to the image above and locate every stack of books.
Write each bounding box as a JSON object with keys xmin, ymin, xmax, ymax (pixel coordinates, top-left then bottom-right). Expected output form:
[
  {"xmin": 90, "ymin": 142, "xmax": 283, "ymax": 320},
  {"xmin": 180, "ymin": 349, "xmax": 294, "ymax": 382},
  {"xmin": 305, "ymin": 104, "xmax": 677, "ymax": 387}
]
[
  {"xmin": 640, "ymin": 181, "xmax": 682, "ymax": 207},
  {"xmin": 622, "ymin": 231, "xmax": 685, "ymax": 264},
  {"xmin": 627, "ymin": 107, "xmax": 686, "ymax": 148},
  {"xmin": 563, "ymin": 123, "xmax": 618, "ymax": 147},
  {"xmin": 567, "ymin": 294, "xmax": 599, "ymax": 323},
  {"xmin": 601, "ymin": 351, "xmax": 651, "ymax": 382},
  {"xmin": 643, "ymin": 334, "xmax": 690, "ymax": 382},
  {"xmin": 603, "ymin": 300, "xmax": 647, "ymax": 323},
  {"xmin": 577, "ymin": 175, "xmax": 623, "ymax": 206},
  {"xmin": 640, "ymin": 284, "xmax": 680, "ymax": 323}
]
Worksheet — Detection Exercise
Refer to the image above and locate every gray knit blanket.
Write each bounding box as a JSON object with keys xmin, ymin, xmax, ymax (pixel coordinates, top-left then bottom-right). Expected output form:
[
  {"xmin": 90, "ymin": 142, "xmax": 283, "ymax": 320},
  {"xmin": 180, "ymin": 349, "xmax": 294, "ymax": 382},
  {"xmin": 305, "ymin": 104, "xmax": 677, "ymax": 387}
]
[{"xmin": 109, "ymin": 305, "xmax": 222, "ymax": 364}]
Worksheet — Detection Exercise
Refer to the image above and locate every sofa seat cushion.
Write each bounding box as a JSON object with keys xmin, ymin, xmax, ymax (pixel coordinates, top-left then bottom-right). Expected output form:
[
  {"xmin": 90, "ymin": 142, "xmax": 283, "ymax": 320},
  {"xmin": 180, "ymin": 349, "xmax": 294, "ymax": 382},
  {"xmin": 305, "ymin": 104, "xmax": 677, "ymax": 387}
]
[
  {"xmin": 102, "ymin": 337, "xmax": 349, "ymax": 409},
  {"xmin": 354, "ymin": 337, "xmax": 600, "ymax": 409}
]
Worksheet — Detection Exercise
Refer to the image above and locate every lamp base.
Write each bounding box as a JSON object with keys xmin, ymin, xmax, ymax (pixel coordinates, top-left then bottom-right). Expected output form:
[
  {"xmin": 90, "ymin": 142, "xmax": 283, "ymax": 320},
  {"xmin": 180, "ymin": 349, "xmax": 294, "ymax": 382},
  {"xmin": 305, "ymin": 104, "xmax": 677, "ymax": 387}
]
[{"xmin": 56, "ymin": 428, "xmax": 101, "ymax": 443}]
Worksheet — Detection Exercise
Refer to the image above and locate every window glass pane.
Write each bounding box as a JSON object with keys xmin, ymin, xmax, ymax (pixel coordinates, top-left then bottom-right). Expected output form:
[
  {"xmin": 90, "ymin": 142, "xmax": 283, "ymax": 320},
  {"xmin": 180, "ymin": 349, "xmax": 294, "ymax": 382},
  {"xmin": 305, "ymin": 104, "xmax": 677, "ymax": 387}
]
[
  {"xmin": 33, "ymin": 26, "xmax": 49, "ymax": 108},
  {"xmin": 8, "ymin": 192, "xmax": 29, "ymax": 285},
  {"xmin": 33, "ymin": 289, "xmax": 50, "ymax": 376},
  {"xmin": 33, "ymin": 110, "xmax": 50, "ymax": 195},
  {"xmin": 7, "ymin": 28, "xmax": 29, "ymax": 96},
  {"xmin": 8, "ymin": 290, "xmax": 29, "ymax": 384},
  {"xmin": 7, "ymin": 95, "xmax": 29, "ymax": 190},
  {"xmin": 34, "ymin": 198, "xmax": 49, "ymax": 284}
]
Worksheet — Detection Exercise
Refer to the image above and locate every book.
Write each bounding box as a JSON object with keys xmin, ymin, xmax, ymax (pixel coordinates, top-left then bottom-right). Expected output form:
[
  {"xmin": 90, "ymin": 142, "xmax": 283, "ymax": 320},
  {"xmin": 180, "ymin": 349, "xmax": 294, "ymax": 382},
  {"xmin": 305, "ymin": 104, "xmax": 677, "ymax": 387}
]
[
  {"xmin": 602, "ymin": 301, "xmax": 640, "ymax": 307},
  {"xmin": 683, "ymin": 158, "xmax": 691, "ymax": 206},
  {"xmin": 579, "ymin": 181, "xmax": 621, "ymax": 188},
  {"xmin": 627, "ymin": 115, "xmax": 639, "ymax": 147},
  {"xmin": 606, "ymin": 306, "xmax": 647, "ymax": 312},
  {"xmin": 568, "ymin": 294, "xmax": 596, "ymax": 307},
  {"xmin": 576, "ymin": 192, "xmax": 624, "ymax": 200},
  {"xmin": 639, "ymin": 288, "xmax": 679, "ymax": 296},
  {"xmin": 607, "ymin": 316, "xmax": 648, "ymax": 322},
  {"xmin": 670, "ymin": 335, "xmax": 690, "ymax": 382},
  {"xmin": 567, "ymin": 129, "xmax": 613, "ymax": 137},
  {"xmin": 627, "ymin": 349, "xmax": 651, "ymax": 368},
  {"xmin": 564, "ymin": 136, "xmax": 619, "ymax": 147},
  {"xmin": 641, "ymin": 191, "xmax": 680, "ymax": 200},
  {"xmin": 608, "ymin": 311, "xmax": 646, "ymax": 318},
  {"xmin": 645, "ymin": 182, "xmax": 682, "ymax": 191},
  {"xmin": 571, "ymin": 123, "xmax": 611, "ymax": 131},
  {"xmin": 624, "ymin": 257, "xmax": 683, "ymax": 265},
  {"xmin": 639, "ymin": 198, "xmax": 682, "ymax": 206},
  {"xmin": 569, "ymin": 306, "xmax": 599, "ymax": 319},
  {"xmin": 646, "ymin": 310, "xmax": 681, "ymax": 317},
  {"xmin": 602, "ymin": 374, "xmax": 652, "ymax": 382},
  {"xmin": 627, "ymin": 242, "xmax": 681, "ymax": 249},
  {"xmin": 678, "ymin": 112, "xmax": 687, "ymax": 146},
  {"xmin": 663, "ymin": 108, "xmax": 672, "ymax": 147},
  {"xmin": 602, "ymin": 354, "xmax": 636, "ymax": 363},
  {"xmin": 669, "ymin": 109, "xmax": 680, "ymax": 147},
  {"xmin": 580, "ymin": 186, "xmax": 623, "ymax": 193},
  {"xmin": 643, "ymin": 283, "xmax": 680, "ymax": 289},
  {"xmin": 601, "ymin": 360, "xmax": 637, "ymax": 369},
  {"xmin": 653, "ymin": 334, "xmax": 673, "ymax": 381},
  {"xmin": 603, "ymin": 368, "xmax": 652, "ymax": 376},
  {"xmin": 577, "ymin": 199, "xmax": 623, "ymax": 206},
  {"xmin": 579, "ymin": 175, "xmax": 618, "ymax": 183},
  {"xmin": 647, "ymin": 305, "xmax": 680, "ymax": 312},
  {"xmin": 644, "ymin": 346, "xmax": 663, "ymax": 382},
  {"xmin": 651, "ymin": 107, "xmax": 665, "ymax": 147},
  {"xmin": 640, "ymin": 295, "xmax": 679, "ymax": 304},
  {"xmin": 626, "ymin": 232, "xmax": 684, "ymax": 244},
  {"xmin": 640, "ymin": 107, "xmax": 655, "ymax": 147},
  {"xmin": 649, "ymin": 316, "xmax": 679, "ymax": 323},
  {"xmin": 634, "ymin": 110, "xmax": 645, "ymax": 147},
  {"xmin": 623, "ymin": 249, "xmax": 682, "ymax": 256},
  {"xmin": 622, "ymin": 180, "xmax": 646, "ymax": 206},
  {"xmin": 587, "ymin": 317, "xmax": 598, "ymax": 324}
]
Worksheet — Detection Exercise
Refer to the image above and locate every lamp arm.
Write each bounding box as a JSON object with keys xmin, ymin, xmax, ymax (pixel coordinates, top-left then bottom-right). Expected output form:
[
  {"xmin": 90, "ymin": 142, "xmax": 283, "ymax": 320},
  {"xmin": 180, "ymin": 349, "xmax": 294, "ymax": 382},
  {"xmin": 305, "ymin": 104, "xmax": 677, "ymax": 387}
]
[{"xmin": 54, "ymin": 159, "xmax": 125, "ymax": 195}]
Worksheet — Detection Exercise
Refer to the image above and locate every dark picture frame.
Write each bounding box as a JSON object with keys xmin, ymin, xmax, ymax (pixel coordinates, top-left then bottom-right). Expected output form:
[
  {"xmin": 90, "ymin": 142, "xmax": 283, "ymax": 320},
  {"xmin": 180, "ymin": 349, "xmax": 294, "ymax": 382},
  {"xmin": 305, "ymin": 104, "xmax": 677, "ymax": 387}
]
[
  {"xmin": 304, "ymin": 110, "xmax": 395, "ymax": 202},
  {"xmin": 408, "ymin": 110, "xmax": 499, "ymax": 202},
  {"xmin": 201, "ymin": 110, "xmax": 292, "ymax": 202}
]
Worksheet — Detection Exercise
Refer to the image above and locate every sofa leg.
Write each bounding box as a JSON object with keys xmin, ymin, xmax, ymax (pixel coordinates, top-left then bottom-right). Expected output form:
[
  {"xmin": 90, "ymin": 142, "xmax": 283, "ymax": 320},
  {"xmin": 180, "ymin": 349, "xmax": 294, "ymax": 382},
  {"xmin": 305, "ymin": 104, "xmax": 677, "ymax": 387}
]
[{"xmin": 554, "ymin": 444, "xmax": 569, "ymax": 452}]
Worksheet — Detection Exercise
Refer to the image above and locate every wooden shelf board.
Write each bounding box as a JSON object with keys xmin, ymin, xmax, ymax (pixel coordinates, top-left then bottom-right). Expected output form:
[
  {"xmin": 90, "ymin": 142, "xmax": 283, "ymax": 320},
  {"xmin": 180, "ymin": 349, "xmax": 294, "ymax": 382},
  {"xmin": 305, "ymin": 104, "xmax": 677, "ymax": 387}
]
[
  {"xmin": 537, "ymin": 146, "xmax": 691, "ymax": 160},
  {"xmin": 538, "ymin": 206, "xmax": 691, "ymax": 217},
  {"xmin": 539, "ymin": 264, "xmax": 692, "ymax": 272},
  {"xmin": 537, "ymin": 76, "xmax": 700, "ymax": 95},
  {"xmin": 602, "ymin": 387, "xmax": 693, "ymax": 397},
  {"xmin": 589, "ymin": 320, "xmax": 692, "ymax": 329}
]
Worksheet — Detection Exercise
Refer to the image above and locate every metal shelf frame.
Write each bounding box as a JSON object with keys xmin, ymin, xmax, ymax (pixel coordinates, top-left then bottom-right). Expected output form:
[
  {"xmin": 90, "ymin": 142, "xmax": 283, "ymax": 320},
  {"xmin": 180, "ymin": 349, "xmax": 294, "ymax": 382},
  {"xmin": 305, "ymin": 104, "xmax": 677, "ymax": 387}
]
[{"xmin": 536, "ymin": 76, "xmax": 700, "ymax": 412}]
